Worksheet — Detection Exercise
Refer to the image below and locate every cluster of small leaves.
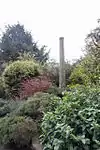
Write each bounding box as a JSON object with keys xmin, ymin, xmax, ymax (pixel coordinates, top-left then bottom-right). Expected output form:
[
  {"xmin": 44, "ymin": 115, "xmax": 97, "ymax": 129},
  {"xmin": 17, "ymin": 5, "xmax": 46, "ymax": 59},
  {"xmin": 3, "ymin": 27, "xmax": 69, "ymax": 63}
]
[
  {"xmin": 19, "ymin": 76, "xmax": 51, "ymax": 99},
  {"xmin": 41, "ymin": 86, "xmax": 100, "ymax": 150}
]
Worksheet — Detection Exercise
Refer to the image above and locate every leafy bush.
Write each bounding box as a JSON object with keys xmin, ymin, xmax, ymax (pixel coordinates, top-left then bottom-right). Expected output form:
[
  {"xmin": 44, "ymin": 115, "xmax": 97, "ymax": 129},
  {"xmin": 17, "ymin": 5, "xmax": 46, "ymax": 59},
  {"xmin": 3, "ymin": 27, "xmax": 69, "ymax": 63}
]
[
  {"xmin": 0, "ymin": 116, "xmax": 37, "ymax": 148},
  {"xmin": 0, "ymin": 98, "xmax": 7, "ymax": 107},
  {"xmin": 15, "ymin": 96, "xmax": 43, "ymax": 119},
  {"xmin": 70, "ymin": 55, "xmax": 100, "ymax": 86},
  {"xmin": 15, "ymin": 92, "xmax": 60, "ymax": 119},
  {"xmin": 19, "ymin": 76, "xmax": 51, "ymax": 99},
  {"xmin": 70, "ymin": 63, "xmax": 91, "ymax": 85},
  {"xmin": 0, "ymin": 99, "xmax": 11, "ymax": 117},
  {"xmin": 46, "ymin": 86, "xmax": 64, "ymax": 98},
  {"xmin": 0, "ymin": 77, "xmax": 6, "ymax": 98},
  {"xmin": 33, "ymin": 92, "xmax": 61, "ymax": 112},
  {"xmin": 0, "ymin": 105, "xmax": 10, "ymax": 117},
  {"xmin": 41, "ymin": 86, "xmax": 100, "ymax": 150},
  {"xmin": 3, "ymin": 60, "xmax": 42, "ymax": 97},
  {"xmin": 0, "ymin": 99, "xmax": 21, "ymax": 117}
]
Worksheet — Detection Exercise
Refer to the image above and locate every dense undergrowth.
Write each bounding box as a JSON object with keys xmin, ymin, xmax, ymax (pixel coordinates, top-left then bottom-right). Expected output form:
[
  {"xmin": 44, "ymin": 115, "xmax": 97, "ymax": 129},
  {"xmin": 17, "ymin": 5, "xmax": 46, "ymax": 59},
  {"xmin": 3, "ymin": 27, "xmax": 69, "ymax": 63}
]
[
  {"xmin": 41, "ymin": 86, "xmax": 100, "ymax": 150},
  {"xmin": 0, "ymin": 92, "xmax": 60, "ymax": 149}
]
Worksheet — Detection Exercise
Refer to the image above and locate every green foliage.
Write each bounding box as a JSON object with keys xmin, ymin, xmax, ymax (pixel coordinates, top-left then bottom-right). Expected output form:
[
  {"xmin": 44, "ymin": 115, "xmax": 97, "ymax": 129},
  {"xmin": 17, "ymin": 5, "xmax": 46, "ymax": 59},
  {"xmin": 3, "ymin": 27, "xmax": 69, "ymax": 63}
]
[
  {"xmin": 3, "ymin": 60, "xmax": 41, "ymax": 97},
  {"xmin": 0, "ymin": 98, "xmax": 7, "ymax": 107},
  {"xmin": 84, "ymin": 20, "xmax": 100, "ymax": 85},
  {"xmin": 41, "ymin": 86, "xmax": 100, "ymax": 150},
  {"xmin": 65, "ymin": 61, "xmax": 73, "ymax": 85},
  {"xmin": 0, "ymin": 116, "xmax": 37, "ymax": 148},
  {"xmin": 81, "ymin": 55, "xmax": 100, "ymax": 85},
  {"xmin": 43, "ymin": 59, "xmax": 72, "ymax": 86},
  {"xmin": 0, "ymin": 99, "xmax": 10, "ymax": 117},
  {"xmin": 85, "ymin": 20, "xmax": 100, "ymax": 61},
  {"xmin": 43, "ymin": 60, "xmax": 59, "ymax": 86},
  {"xmin": 15, "ymin": 92, "xmax": 60, "ymax": 119},
  {"xmin": 46, "ymin": 86, "xmax": 64, "ymax": 97},
  {"xmin": 70, "ymin": 55, "xmax": 100, "ymax": 86},
  {"xmin": 70, "ymin": 21, "xmax": 100, "ymax": 86},
  {"xmin": 0, "ymin": 23, "xmax": 49, "ymax": 63},
  {"xmin": 0, "ymin": 77, "xmax": 6, "ymax": 98},
  {"xmin": 33, "ymin": 45, "xmax": 49, "ymax": 63},
  {"xmin": 0, "ymin": 99, "xmax": 21, "ymax": 117},
  {"xmin": 18, "ymin": 46, "xmax": 49, "ymax": 64},
  {"xmin": 0, "ymin": 104, "xmax": 10, "ymax": 117},
  {"xmin": 32, "ymin": 92, "xmax": 61, "ymax": 113},
  {"xmin": 18, "ymin": 51, "xmax": 37, "ymax": 61},
  {"xmin": 0, "ymin": 23, "xmax": 33, "ymax": 62},
  {"xmin": 70, "ymin": 62, "xmax": 91, "ymax": 85},
  {"xmin": 15, "ymin": 95, "xmax": 43, "ymax": 119}
]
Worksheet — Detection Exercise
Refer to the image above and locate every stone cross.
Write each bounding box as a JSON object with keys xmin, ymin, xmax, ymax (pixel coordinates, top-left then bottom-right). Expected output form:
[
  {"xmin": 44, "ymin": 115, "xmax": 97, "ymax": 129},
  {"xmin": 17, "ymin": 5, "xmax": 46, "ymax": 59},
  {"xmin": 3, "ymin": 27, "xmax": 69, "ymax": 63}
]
[{"xmin": 59, "ymin": 37, "xmax": 65, "ymax": 88}]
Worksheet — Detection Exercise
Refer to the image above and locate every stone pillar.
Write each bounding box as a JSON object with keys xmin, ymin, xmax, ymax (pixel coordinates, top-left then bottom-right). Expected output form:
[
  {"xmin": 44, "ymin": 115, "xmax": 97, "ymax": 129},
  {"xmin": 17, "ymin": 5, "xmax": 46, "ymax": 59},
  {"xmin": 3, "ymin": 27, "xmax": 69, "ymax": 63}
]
[{"xmin": 59, "ymin": 37, "xmax": 65, "ymax": 88}]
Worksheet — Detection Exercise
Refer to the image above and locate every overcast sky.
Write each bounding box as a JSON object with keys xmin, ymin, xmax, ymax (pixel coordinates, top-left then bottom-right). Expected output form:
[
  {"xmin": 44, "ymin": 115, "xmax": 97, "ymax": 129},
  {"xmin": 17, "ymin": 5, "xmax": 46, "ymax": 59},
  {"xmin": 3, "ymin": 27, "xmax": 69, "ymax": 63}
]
[{"xmin": 0, "ymin": 0, "xmax": 100, "ymax": 62}]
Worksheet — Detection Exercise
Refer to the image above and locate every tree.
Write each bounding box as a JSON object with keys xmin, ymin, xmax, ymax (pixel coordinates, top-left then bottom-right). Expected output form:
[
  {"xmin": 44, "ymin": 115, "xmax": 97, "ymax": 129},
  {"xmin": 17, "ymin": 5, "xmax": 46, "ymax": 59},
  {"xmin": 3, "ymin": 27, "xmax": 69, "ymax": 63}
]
[
  {"xmin": 70, "ymin": 57, "xmax": 92, "ymax": 85},
  {"xmin": 31, "ymin": 44, "xmax": 49, "ymax": 63},
  {"xmin": 85, "ymin": 20, "xmax": 100, "ymax": 62},
  {"xmin": 0, "ymin": 23, "xmax": 49, "ymax": 63},
  {"xmin": 84, "ymin": 20, "xmax": 100, "ymax": 85},
  {"xmin": 70, "ymin": 20, "xmax": 100, "ymax": 86}
]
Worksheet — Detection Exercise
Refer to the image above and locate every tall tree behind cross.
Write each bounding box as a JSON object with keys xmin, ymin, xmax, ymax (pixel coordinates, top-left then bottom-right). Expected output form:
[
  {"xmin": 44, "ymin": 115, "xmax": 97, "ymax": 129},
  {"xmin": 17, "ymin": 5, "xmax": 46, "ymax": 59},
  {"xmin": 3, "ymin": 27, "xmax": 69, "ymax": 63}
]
[{"xmin": 0, "ymin": 23, "xmax": 49, "ymax": 63}]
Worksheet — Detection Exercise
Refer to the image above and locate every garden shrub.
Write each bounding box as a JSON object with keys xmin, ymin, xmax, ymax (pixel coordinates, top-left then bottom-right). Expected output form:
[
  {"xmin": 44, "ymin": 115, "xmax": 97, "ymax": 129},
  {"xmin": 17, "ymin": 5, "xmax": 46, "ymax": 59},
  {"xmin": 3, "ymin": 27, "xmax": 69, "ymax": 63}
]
[
  {"xmin": 15, "ymin": 96, "xmax": 43, "ymax": 119},
  {"xmin": 19, "ymin": 76, "xmax": 51, "ymax": 99},
  {"xmin": 46, "ymin": 86, "xmax": 64, "ymax": 98},
  {"xmin": 0, "ymin": 77, "xmax": 6, "ymax": 98},
  {"xmin": 0, "ymin": 104, "xmax": 11, "ymax": 117},
  {"xmin": 33, "ymin": 92, "xmax": 61, "ymax": 112},
  {"xmin": 70, "ymin": 64, "xmax": 91, "ymax": 85},
  {"xmin": 0, "ymin": 100, "xmax": 21, "ymax": 117},
  {"xmin": 3, "ymin": 60, "xmax": 42, "ymax": 97},
  {"xmin": 41, "ymin": 86, "xmax": 100, "ymax": 150},
  {"xmin": 14, "ymin": 92, "xmax": 61, "ymax": 136},
  {"xmin": 0, "ymin": 116, "xmax": 37, "ymax": 148},
  {"xmin": 15, "ymin": 92, "xmax": 60, "ymax": 119},
  {"xmin": 0, "ymin": 98, "xmax": 7, "ymax": 107},
  {"xmin": 0, "ymin": 99, "xmax": 11, "ymax": 117}
]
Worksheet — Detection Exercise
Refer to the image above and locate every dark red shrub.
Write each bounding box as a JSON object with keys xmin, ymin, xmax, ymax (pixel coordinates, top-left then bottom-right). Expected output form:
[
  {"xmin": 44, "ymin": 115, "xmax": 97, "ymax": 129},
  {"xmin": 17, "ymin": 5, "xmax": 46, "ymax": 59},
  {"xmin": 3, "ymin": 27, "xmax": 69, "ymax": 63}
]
[{"xmin": 19, "ymin": 76, "xmax": 52, "ymax": 99}]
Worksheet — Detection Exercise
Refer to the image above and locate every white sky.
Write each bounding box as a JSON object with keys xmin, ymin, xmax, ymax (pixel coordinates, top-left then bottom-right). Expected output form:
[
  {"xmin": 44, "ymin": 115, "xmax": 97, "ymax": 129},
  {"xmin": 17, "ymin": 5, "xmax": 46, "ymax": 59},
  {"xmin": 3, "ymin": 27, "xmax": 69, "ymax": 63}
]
[{"xmin": 0, "ymin": 0, "xmax": 100, "ymax": 62}]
